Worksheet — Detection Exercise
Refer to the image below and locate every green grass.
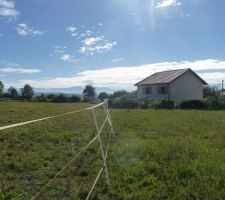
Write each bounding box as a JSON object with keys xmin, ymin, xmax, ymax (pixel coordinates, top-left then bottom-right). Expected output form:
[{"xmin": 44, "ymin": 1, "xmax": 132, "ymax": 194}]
[{"xmin": 0, "ymin": 102, "xmax": 225, "ymax": 199}]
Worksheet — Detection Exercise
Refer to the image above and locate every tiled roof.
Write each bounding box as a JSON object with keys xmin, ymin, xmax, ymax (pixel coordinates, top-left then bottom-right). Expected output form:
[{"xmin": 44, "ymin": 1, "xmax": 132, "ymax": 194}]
[{"xmin": 135, "ymin": 68, "xmax": 207, "ymax": 86}]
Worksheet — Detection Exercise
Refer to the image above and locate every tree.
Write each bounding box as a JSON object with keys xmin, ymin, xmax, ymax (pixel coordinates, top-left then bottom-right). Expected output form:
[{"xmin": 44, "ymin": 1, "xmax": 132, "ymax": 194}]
[
  {"xmin": 83, "ymin": 85, "xmax": 95, "ymax": 97},
  {"xmin": 203, "ymin": 86, "xmax": 220, "ymax": 98},
  {"xmin": 98, "ymin": 92, "xmax": 109, "ymax": 101},
  {"xmin": 8, "ymin": 86, "xmax": 18, "ymax": 98},
  {"xmin": 21, "ymin": 84, "xmax": 34, "ymax": 99},
  {"xmin": 111, "ymin": 90, "xmax": 129, "ymax": 98},
  {"xmin": 0, "ymin": 81, "xmax": 4, "ymax": 95}
]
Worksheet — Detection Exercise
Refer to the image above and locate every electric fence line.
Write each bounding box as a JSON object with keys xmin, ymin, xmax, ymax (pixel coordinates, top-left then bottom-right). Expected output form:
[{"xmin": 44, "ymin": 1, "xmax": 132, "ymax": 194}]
[{"xmin": 0, "ymin": 100, "xmax": 115, "ymax": 200}]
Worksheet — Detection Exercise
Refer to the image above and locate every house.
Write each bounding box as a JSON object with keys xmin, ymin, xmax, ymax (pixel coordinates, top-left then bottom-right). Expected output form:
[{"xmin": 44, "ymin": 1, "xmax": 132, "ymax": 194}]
[{"xmin": 135, "ymin": 68, "xmax": 207, "ymax": 104}]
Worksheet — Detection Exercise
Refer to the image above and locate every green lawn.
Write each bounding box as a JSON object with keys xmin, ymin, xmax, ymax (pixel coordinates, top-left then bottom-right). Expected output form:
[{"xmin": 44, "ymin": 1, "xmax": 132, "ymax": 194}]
[{"xmin": 0, "ymin": 102, "xmax": 225, "ymax": 200}]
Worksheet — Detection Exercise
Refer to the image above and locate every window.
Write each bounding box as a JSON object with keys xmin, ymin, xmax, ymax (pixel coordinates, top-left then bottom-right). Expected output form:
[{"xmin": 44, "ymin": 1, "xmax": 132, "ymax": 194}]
[
  {"xmin": 157, "ymin": 86, "xmax": 168, "ymax": 94},
  {"xmin": 145, "ymin": 87, "xmax": 152, "ymax": 95}
]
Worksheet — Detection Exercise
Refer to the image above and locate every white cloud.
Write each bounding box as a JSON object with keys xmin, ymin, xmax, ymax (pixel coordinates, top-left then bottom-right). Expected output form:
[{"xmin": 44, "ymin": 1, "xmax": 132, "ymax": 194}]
[
  {"xmin": 82, "ymin": 36, "xmax": 104, "ymax": 46},
  {"xmin": 51, "ymin": 46, "xmax": 78, "ymax": 63},
  {"xmin": 80, "ymin": 35, "xmax": 117, "ymax": 55},
  {"xmin": 156, "ymin": 0, "xmax": 181, "ymax": 8},
  {"xmin": 78, "ymin": 30, "xmax": 93, "ymax": 39},
  {"xmin": 16, "ymin": 23, "xmax": 44, "ymax": 36},
  {"xmin": 80, "ymin": 42, "xmax": 117, "ymax": 55},
  {"xmin": 11, "ymin": 59, "xmax": 225, "ymax": 89},
  {"xmin": 0, "ymin": 67, "xmax": 41, "ymax": 74},
  {"xmin": 85, "ymin": 30, "xmax": 92, "ymax": 36},
  {"xmin": 61, "ymin": 54, "xmax": 71, "ymax": 61},
  {"xmin": 0, "ymin": 0, "xmax": 18, "ymax": 17},
  {"xmin": 60, "ymin": 54, "xmax": 78, "ymax": 63},
  {"xmin": 67, "ymin": 26, "xmax": 76, "ymax": 32},
  {"xmin": 66, "ymin": 26, "xmax": 77, "ymax": 37},
  {"xmin": 112, "ymin": 58, "xmax": 123, "ymax": 63},
  {"xmin": 98, "ymin": 23, "xmax": 103, "ymax": 26}
]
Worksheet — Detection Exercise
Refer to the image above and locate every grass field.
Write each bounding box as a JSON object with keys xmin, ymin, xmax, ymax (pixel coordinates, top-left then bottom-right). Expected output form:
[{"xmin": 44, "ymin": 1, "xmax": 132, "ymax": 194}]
[{"xmin": 0, "ymin": 102, "xmax": 225, "ymax": 200}]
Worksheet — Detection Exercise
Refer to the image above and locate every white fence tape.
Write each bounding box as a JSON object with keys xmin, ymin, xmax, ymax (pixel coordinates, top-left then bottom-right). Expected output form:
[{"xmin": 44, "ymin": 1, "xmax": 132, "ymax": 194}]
[
  {"xmin": 85, "ymin": 167, "xmax": 104, "ymax": 200},
  {"xmin": 0, "ymin": 102, "xmax": 105, "ymax": 131},
  {"xmin": 31, "ymin": 133, "xmax": 99, "ymax": 200},
  {"xmin": 2, "ymin": 100, "xmax": 115, "ymax": 200}
]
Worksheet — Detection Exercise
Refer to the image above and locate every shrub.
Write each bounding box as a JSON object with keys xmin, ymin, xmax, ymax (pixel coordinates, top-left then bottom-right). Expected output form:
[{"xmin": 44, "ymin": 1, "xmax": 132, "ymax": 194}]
[
  {"xmin": 35, "ymin": 94, "xmax": 48, "ymax": 102},
  {"xmin": 47, "ymin": 94, "xmax": 58, "ymax": 100},
  {"xmin": 69, "ymin": 95, "xmax": 81, "ymax": 103},
  {"xmin": 204, "ymin": 97, "xmax": 225, "ymax": 110},
  {"xmin": 153, "ymin": 100, "xmax": 174, "ymax": 109},
  {"xmin": 140, "ymin": 100, "xmax": 149, "ymax": 109},
  {"xmin": 180, "ymin": 100, "xmax": 207, "ymax": 110},
  {"xmin": 52, "ymin": 94, "xmax": 68, "ymax": 103},
  {"xmin": 120, "ymin": 98, "xmax": 138, "ymax": 109},
  {"xmin": 52, "ymin": 94, "xmax": 81, "ymax": 103},
  {"xmin": 109, "ymin": 98, "xmax": 138, "ymax": 109}
]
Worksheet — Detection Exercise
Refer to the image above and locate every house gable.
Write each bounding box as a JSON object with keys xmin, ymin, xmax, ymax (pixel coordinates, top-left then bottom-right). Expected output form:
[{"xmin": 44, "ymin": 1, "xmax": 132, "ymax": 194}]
[{"xmin": 170, "ymin": 70, "xmax": 204, "ymax": 101}]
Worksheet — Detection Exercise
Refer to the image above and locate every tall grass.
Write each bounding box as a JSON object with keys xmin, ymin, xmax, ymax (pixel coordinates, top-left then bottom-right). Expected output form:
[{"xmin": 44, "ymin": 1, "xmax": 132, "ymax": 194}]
[{"xmin": 0, "ymin": 103, "xmax": 225, "ymax": 199}]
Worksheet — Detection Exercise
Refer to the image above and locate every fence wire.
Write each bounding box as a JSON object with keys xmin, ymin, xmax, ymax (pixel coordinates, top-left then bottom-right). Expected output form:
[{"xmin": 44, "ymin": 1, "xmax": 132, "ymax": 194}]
[{"xmin": 0, "ymin": 100, "xmax": 115, "ymax": 200}]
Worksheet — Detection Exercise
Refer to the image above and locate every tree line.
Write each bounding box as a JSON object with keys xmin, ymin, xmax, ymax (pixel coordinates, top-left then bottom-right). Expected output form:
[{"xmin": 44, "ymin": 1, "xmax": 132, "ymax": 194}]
[
  {"xmin": 0, "ymin": 81, "xmax": 81, "ymax": 102},
  {"xmin": 0, "ymin": 81, "xmax": 34, "ymax": 99},
  {"xmin": 1, "ymin": 80, "xmax": 223, "ymax": 109},
  {"xmin": 0, "ymin": 81, "xmax": 135, "ymax": 104}
]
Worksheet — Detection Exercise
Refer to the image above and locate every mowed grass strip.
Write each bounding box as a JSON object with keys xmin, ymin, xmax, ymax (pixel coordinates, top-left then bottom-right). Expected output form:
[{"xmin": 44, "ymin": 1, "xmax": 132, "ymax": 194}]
[{"xmin": 1, "ymin": 102, "xmax": 225, "ymax": 199}]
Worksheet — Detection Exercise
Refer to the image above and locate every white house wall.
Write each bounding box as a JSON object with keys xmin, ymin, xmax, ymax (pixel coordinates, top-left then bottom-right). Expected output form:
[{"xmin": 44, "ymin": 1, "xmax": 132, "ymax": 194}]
[
  {"xmin": 137, "ymin": 84, "xmax": 169, "ymax": 100},
  {"xmin": 170, "ymin": 71, "xmax": 203, "ymax": 102}
]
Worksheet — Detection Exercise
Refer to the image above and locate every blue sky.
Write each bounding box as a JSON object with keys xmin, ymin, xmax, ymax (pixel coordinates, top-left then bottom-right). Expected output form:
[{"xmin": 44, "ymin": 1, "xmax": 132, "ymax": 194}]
[{"xmin": 0, "ymin": 0, "xmax": 225, "ymax": 90}]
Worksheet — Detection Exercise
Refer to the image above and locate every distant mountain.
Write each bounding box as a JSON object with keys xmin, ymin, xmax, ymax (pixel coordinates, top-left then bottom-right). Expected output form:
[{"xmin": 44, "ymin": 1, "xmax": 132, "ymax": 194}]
[{"xmin": 34, "ymin": 87, "xmax": 115, "ymax": 95}]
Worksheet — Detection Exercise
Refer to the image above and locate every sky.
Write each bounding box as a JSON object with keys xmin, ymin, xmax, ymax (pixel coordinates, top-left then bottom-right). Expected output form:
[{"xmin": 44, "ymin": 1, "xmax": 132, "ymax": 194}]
[{"xmin": 0, "ymin": 0, "xmax": 225, "ymax": 91}]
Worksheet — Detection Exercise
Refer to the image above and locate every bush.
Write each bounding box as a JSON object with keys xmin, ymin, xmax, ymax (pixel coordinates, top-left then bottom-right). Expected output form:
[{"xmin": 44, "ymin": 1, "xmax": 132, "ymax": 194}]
[
  {"xmin": 153, "ymin": 100, "xmax": 174, "ymax": 109},
  {"xmin": 69, "ymin": 95, "xmax": 81, "ymax": 103},
  {"xmin": 180, "ymin": 100, "xmax": 207, "ymax": 110},
  {"xmin": 120, "ymin": 98, "xmax": 138, "ymax": 109},
  {"xmin": 52, "ymin": 94, "xmax": 81, "ymax": 103},
  {"xmin": 204, "ymin": 97, "xmax": 225, "ymax": 110},
  {"xmin": 52, "ymin": 94, "xmax": 68, "ymax": 103},
  {"xmin": 109, "ymin": 98, "xmax": 138, "ymax": 109},
  {"xmin": 35, "ymin": 94, "xmax": 48, "ymax": 102},
  {"xmin": 140, "ymin": 100, "xmax": 149, "ymax": 109}
]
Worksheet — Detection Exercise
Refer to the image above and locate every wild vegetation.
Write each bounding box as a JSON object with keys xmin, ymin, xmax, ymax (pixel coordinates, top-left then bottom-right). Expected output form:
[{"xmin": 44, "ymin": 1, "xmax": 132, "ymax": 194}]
[{"xmin": 0, "ymin": 102, "xmax": 225, "ymax": 199}]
